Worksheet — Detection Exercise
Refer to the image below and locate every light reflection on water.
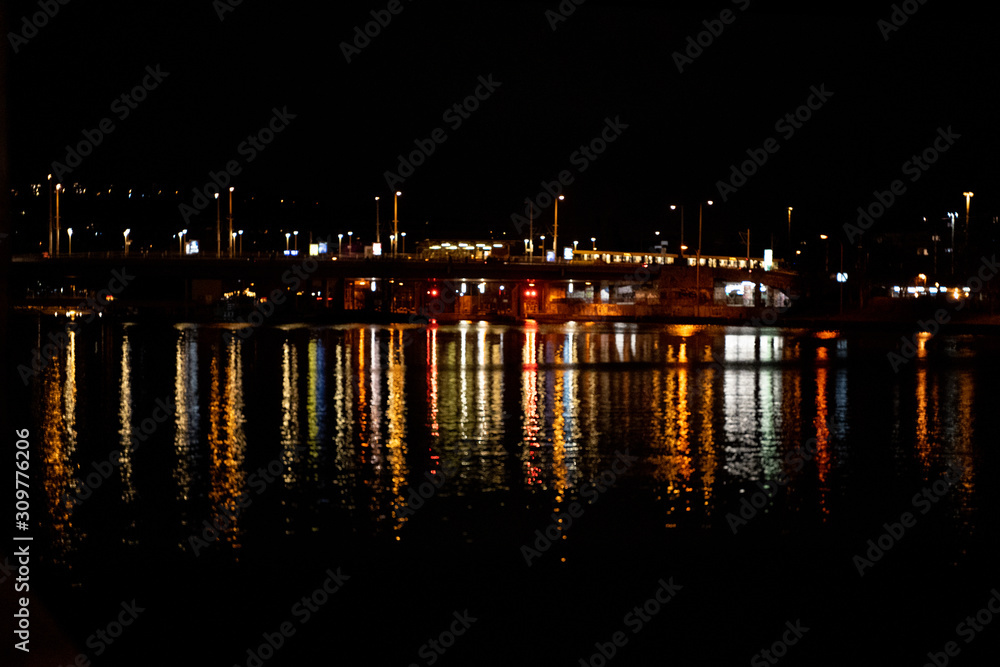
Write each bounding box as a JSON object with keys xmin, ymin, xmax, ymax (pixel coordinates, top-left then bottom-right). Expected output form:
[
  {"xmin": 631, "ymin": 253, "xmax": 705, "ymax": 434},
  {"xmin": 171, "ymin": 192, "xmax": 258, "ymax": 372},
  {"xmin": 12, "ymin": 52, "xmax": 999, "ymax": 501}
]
[{"xmin": 30, "ymin": 322, "xmax": 989, "ymax": 563}]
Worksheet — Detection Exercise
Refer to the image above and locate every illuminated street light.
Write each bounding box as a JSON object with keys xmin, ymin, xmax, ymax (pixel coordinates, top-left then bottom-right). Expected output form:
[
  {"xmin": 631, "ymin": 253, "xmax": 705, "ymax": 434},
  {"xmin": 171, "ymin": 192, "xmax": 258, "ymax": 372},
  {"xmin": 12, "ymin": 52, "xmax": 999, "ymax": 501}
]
[
  {"xmin": 401, "ymin": 231, "xmax": 406, "ymax": 254},
  {"xmin": 285, "ymin": 232, "xmax": 291, "ymax": 251},
  {"xmin": 338, "ymin": 233, "xmax": 343, "ymax": 256},
  {"xmin": 554, "ymin": 195, "xmax": 565, "ymax": 261},
  {"xmin": 696, "ymin": 200, "xmax": 713, "ymax": 316},
  {"xmin": 67, "ymin": 227, "xmax": 73, "ymax": 255},
  {"xmin": 540, "ymin": 235, "xmax": 545, "ymax": 259},
  {"xmin": 348, "ymin": 230, "xmax": 353, "ymax": 255},
  {"xmin": 787, "ymin": 207, "xmax": 793, "ymax": 260},
  {"xmin": 215, "ymin": 192, "xmax": 221, "ymax": 258},
  {"xmin": 47, "ymin": 174, "xmax": 53, "ymax": 255},
  {"xmin": 393, "ymin": 191, "xmax": 401, "ymax": 257},
  {"xmin": 238, "ymin": 230, "xmax": 244, "ymax": 255},
  {"xmin": 55, "ymin": 183, "xmax": 62, "ymax": 256},
  {"xmin": 375, "ymin": 196, "xmax": 381, "ymax": 248},
  {"xmin": 294, "ymin": 230, "xmax": 299, "ymax": 251},
  {"xmin": 671, "ymin": 204, "xmax": 684, "ymax": 254},
  {"xmin": 228, "ymin": 186, "xmax": 234, "ymax": 258},
  {"xmin": 591, "ymin": 236, "xmax": 596, "ymax": 251},
  {"xmin": 123, "ymin": 228, "xmax": 131, "ymax": 256}
]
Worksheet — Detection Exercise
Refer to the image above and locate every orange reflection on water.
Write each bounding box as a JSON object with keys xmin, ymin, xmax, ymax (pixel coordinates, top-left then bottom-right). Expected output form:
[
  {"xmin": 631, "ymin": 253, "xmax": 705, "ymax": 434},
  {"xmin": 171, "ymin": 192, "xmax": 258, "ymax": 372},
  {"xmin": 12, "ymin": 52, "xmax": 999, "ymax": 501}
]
[
  {"xmin": 206, "ymin": 338, "xmax": 248, "ymax": 555},
  {"xmin": 39, "ymin": 349, "xmax": 80, "ymax": 565},
  {"xmin": 814, "ymin": 363, "xmax": 831, "ymax": 515}
]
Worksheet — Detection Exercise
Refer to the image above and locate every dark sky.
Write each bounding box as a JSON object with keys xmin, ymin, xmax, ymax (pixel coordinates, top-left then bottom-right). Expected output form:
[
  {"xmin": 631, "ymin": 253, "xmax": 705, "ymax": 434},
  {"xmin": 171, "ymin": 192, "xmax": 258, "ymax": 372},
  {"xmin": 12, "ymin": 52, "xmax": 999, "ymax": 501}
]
[{"xmin": 7, "ymin": 0, "xmax": 999, "ymax": 254}]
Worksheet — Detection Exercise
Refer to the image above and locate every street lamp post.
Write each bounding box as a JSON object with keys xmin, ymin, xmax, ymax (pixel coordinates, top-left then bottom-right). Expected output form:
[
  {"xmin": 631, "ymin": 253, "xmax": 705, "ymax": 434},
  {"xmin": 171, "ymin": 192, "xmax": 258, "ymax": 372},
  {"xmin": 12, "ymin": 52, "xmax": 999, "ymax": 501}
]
[
  {"xmin": 124, "ymin": 228, "xmax": 131, "ymax": 256},
  {"xmin": 348, "ymin": 231, "xmax": 353, "ymax": 255},
  {"xmin": 554, "ymin": 195, "xmax": 564, "ymax": 261},
  {"xmin": 963, "ymin": 191, "xmax": 974, "ymax": 265},
  {"xmin": 401, "ymin": 231, "xmax": 406, "ymax": 255},
  {"xmin": 67, "ymin": 228, "xmax": 73, "ymax": 255},
  {"xmin": 178, "ymin": 229, "xmax": 187, "ymax": 255},
  {"xmin": 540, "ymin": 235, "xmax": 545, "ymax": 260},
  {"xmin": 55, "ymin": 183, "xmax": 62, "ymax": 256},
  {"xmin": 820, "ymin": 234, "xmax": 829, "ymax": 272},
  {"xmin": 215, "ymin": 192, "xmax": 221, "ymax": 258},
  {"xmin": 947, "ymin": 211, "xmax": 957, "ymax": 274},
  {"xmin": 285, "ymin": 232, "xmax": 291, "ymax": 252},
  {"xmin": 696, "ymin": 200, "xmax": 713, "ymax": 316},
  {"xmin": 573, "ymin": 240, "xmax": 579, "ymax": 258},
  {"xmin": 228, "ymin": 187, "xmax": 234, "ymax": 258},
  {"xmin": 294, "ymin": 230, "xmax": 299, "ymax": 252},
  {"xmin": 238, "ymin": 230, "xmax": 244, "ymax": 255},
  {"xmin": 393, "ymin": 191, "xmax": 401, "ymax": 257},
  {"xmin": 47, "ymin": 174, "xmax": 53, "ymax": 256},
  {"xmin": 375, "ymin": 196, "xmax": 381, "ymax": 249},
  {"xmin": 591, "ymin": 237, "xmax": 596, "ymax": 251},
  {"xmin": 338, "ymin": 233, "xmax": 343, "ymax": 256},
  {"xmin": 787, "ymin": 207, "xmax": 793, "ymax": 261}
]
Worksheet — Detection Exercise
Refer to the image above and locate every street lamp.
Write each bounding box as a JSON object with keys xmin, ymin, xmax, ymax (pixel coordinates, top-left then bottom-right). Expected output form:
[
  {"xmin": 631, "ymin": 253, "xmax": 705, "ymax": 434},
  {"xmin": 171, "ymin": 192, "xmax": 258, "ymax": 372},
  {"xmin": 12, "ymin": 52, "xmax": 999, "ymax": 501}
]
[
  {"xmin": 820, "ymin": 234, "xmax": 829, "ymax": 272},
  {"xmin": 47, "ymin": 174, "xmax": 53, "ymax": 255},
  {"xmin": 963, "ymin": 191, "xmax": 974, "ymax": 259},
  {"xmin": 524, "ymin": 238, "xmax": 529, "ymax": 259},
  {"xmin": 238, "ymin": 230, "xmax": 244, "ymax": 255},
  {"xmin": 947, "ymin": 211, "xmax": 957, "ymax": 274},
  {"xmin": 124, "ymin": 228, "xmax": 131, "ymax": 256},
  {"xmin": 285, "ymin": 232, "xmax": 291, "ymax": 252},
  {"xmin": 348, "ymin": 230, "xmax": 353, "ymax": 255},
  {"xmin": 554, "ymin": 195, "xmax": 565, "ymax": 261},
  {"xmin": 400, "ymin": 231, "xmax": 406, "ymax": 255},
  {"xmin": 294, "ymin": 230, "xmax": 299, "ymax": 251},
  {"xmin": 573, "ymin": 240, "xmax": 579, "ymax": 257},
  {"xmin": 696, "ymin": 200, "xmax": 713, "ymax": 316},
  {"xmin": 338, "ymin": 233, "xmax": 343, "ymax": 256},
  {"xmin": 178, "ymin": 228, "xmax": 187, "ymax": 255},
  {"xmin": 540, "ymin": 235, "xmax": 545, "ymax": 259},
  {"xmin": 228, "ymin": 186, "xmax": 234, "ymax": 258},
  {"xmin": 671, "ymin": 204, "xmax": 684, "ymax": 255},
  {"xmin": 67, "ymin": 227, "xmax": 73, "ymax": 255},
  {"xmin": 213, "ymin": 193, "xmax": 220, "ymax": 257},
  {"xmin": 786, "ymin": 206, "xmax": 793, "ymax": 253},
  {"xmin": 393, "ymin": 191, "xmax": 401, "ymax": 257},
  {"xmin": 375, "ymin": 196, "xmax": 381, "ymax": 248},
  {"xmin": 55, "ymin": 183, "xmax": 62, "ymax": 256},
  {"xmin": 591, "ymin": 236, "xmax": 596, "ymax": 251}
]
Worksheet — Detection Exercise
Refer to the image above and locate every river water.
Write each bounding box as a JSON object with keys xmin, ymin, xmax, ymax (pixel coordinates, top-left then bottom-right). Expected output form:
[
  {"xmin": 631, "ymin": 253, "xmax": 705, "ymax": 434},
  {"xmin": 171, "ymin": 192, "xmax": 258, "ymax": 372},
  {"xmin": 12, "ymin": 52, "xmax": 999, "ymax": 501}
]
[{"xmin": 13, "ymin": 319, "xmax": 1000, "ymax": 665}]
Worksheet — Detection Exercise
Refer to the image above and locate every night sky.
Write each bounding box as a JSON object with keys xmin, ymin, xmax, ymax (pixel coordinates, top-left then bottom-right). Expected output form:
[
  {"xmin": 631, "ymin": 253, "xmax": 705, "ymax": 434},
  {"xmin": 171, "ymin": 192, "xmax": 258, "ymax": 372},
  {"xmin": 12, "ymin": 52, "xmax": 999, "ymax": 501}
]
[{"xmin": 7, "ymin": 0, "xmax": 999, "ymax": 254}]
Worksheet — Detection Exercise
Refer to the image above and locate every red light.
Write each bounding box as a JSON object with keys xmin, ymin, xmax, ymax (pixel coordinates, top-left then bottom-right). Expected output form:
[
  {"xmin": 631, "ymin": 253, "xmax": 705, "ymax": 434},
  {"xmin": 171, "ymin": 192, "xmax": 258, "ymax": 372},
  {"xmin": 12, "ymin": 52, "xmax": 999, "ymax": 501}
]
[{"xmin": 429, "ymin": 289, "xmax": 439, "ymax": 297}]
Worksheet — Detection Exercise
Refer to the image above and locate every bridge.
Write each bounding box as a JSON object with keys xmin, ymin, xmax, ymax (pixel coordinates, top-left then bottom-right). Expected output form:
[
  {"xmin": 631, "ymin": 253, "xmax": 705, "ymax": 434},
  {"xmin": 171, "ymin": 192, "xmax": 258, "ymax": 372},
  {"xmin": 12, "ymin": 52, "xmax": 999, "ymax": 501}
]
[{"xmin": 10, "ymin": 252, "xmax": 802, "ymax": 322}]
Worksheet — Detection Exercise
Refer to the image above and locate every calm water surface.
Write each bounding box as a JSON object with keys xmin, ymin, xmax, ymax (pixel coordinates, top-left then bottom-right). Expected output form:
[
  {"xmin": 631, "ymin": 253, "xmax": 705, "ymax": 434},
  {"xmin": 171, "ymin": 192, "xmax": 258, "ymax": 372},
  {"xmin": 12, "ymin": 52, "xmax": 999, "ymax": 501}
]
[{"xmin": 16, "ymin": 320, "xmax": 1000, "ymax": 666}]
